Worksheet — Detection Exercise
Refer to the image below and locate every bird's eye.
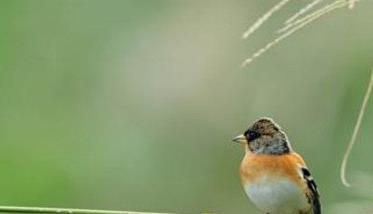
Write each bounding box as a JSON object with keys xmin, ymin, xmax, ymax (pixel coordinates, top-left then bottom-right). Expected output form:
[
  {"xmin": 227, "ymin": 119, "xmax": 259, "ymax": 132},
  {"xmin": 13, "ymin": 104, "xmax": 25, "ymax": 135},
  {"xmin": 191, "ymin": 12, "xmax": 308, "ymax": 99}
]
[{"xmin": 245, "ymin": 130, "xmax": 260, "ymax": 141}]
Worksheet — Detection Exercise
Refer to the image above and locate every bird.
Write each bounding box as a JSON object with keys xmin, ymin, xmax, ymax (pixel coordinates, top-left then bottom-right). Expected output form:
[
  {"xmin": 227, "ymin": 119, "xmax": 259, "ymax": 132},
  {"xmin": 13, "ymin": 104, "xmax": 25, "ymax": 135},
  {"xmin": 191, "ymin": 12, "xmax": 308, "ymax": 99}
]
[{"xmin": 232, "ymin": 117, "xmax": 321, "ymax": 214}]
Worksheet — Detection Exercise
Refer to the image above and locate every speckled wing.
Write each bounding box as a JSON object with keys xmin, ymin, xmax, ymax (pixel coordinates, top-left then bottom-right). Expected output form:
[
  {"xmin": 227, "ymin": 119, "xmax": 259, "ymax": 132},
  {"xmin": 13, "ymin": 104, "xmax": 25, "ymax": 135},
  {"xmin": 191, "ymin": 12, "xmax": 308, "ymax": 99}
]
[{"xmin": 301, "ymin": 167, "xmax": 321, "ymax": 214}]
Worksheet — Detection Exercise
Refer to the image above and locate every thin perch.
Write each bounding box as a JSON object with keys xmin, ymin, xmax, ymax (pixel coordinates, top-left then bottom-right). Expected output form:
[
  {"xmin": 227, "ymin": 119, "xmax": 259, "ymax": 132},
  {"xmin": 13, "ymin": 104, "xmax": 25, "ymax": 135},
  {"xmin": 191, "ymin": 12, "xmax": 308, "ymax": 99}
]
[{"xmin": 0, "ymin": 206, "xmax": 179, "ymax": 214}]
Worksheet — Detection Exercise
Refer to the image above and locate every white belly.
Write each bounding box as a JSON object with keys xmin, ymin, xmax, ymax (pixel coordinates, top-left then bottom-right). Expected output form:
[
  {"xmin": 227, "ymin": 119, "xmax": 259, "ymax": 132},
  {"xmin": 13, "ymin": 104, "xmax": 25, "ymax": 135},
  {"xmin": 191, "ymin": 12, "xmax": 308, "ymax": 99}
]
[{"xmin": 243, "ymin": 177, "xmax": 309, "ymax": 214}]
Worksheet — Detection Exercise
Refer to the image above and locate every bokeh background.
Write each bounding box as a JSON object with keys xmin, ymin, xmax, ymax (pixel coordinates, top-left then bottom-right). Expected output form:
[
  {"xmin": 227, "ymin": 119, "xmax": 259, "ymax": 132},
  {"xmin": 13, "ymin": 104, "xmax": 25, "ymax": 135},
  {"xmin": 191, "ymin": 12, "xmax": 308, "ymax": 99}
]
[{"xmin": 0, "ymin": 0, "xmax": 373, "ymax": 213}]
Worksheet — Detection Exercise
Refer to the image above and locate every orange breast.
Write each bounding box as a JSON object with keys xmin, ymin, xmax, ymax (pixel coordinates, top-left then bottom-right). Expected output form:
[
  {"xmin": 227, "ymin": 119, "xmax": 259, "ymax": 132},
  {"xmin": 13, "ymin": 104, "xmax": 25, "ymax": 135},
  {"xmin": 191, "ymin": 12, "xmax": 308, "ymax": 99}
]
[{"xmin": 240, "ymin": 151, "xmax": 306, "ymax": 187}]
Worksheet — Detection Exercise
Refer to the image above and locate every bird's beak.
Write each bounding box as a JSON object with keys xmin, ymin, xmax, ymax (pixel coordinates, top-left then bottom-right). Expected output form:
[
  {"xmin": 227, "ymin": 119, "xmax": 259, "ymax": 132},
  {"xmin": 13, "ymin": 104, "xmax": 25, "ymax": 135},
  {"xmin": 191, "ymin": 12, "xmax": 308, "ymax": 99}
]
[{"xmin": 232, "ymin": 134, "xmax": 247, "ymax": 144}]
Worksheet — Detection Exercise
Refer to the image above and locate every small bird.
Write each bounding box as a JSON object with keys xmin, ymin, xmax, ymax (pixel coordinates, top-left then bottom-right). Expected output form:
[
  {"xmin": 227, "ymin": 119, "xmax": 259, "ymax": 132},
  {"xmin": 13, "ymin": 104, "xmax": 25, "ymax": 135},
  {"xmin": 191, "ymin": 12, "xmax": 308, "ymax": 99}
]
[{"xmin": 233, "ymin": 117, "xmax": 320, "ymax": 214}]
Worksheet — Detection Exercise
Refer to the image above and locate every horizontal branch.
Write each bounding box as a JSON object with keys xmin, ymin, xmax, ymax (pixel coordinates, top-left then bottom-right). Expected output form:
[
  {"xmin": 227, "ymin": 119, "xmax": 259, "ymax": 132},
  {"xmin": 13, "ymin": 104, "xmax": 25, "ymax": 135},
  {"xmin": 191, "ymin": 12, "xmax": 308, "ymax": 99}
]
[{"xmin": 0, "ymin": 206, "xmax": 179, "ymax": 214}]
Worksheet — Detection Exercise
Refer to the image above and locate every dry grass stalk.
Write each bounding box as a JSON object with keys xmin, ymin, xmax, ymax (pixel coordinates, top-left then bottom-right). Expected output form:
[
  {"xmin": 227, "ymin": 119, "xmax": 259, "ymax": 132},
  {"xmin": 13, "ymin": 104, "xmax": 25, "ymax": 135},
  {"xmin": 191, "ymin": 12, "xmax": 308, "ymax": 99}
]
[
  {"xmin": 0, "ymin": 206, "xmax": 179, "ymax": 214},
  {"xmin": 349, "ymin": 0, "xmax": 357, "ymax": 8},
  {"xmin": 285, "ymin": 0, "xmax": 324, "ymax": 25},
  {"xmin": 242, "ymin": 0, "xmax": 349, "ymax": 67},
  {"xmin": 242, "ymin": 0, "xmax": 292, "ymax": 39},
  {"xmin": 278, "ymin": 0, "xmax": 340, "ymax": 34},
  {"xmin": 340, "ymin": 69, "xmax": 373, "ymax": 187}
]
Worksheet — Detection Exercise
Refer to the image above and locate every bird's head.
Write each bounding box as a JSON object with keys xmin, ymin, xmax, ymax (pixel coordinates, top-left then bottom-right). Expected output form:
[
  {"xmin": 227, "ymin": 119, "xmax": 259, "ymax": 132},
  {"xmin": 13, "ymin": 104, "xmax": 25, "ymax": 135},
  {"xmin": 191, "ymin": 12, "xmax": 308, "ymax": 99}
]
[{"xmin": 233, "ymin": 117, "xmax": 292, "ymax": 155}]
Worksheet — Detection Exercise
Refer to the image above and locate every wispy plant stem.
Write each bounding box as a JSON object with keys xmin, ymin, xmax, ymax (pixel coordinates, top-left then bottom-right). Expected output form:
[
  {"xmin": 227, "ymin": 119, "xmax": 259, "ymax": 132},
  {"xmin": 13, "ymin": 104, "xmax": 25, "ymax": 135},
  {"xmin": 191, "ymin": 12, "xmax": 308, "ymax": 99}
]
[
  {"xmin": 242, "ymin": 0, "xmax": 363, "ymax": 66},
  {"xmin": 278, "ymin": 0, "xmax": 339, "ymax": 34},
  {"xmin": 242, "ymin": 0, "xmax": 291, "ymax": 39},
  {"xmin": 284, "ymin": 0, "xmax": 323, "ymax": 25},
  {"xmin": 242, "ymin": 0, "xmax": 348, "ymax": 67},
  {"xmin": 340, "ymin": 69, "xmax": 373, "ymax": 187},
  {"xmin": 349, "ymin": 0, "xmax": 357, "ymax": 9}
]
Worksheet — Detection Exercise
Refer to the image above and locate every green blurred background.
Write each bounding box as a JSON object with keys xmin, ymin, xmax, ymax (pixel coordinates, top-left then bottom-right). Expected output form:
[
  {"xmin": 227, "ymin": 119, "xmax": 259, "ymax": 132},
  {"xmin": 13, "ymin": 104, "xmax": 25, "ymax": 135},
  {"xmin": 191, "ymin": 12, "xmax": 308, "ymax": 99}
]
[{"xmin": 0, "ymin": 0, "xmax": 373, "ymax": 213}]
